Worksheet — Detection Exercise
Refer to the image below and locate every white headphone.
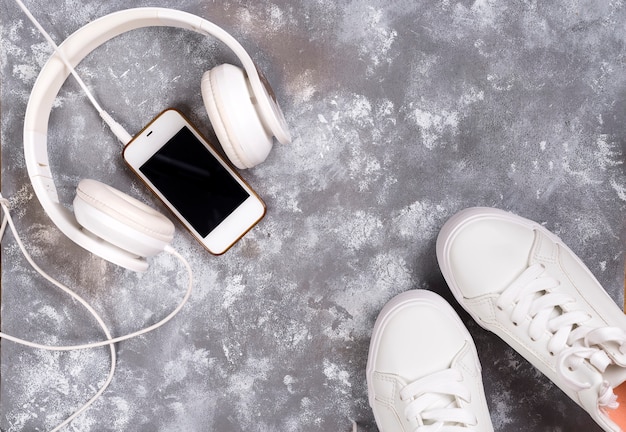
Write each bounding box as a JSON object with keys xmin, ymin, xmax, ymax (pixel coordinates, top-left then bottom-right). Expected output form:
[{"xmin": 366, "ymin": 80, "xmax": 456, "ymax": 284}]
[{"xmin": 23, "ymin": 7, "xmax": 292, "ymax": 272}]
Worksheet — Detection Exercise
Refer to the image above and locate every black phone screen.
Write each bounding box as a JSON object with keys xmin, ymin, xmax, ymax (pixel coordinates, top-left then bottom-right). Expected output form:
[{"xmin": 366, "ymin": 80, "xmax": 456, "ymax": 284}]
[{"xmin": 139, "ymin": 126, "xmax": 249, "ymax": 237}]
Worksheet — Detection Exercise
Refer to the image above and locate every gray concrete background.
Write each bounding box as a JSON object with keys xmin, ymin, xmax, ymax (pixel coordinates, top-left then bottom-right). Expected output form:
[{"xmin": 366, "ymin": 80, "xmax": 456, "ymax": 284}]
[{"xmin": 1, "ymin": 1, "xmax": 626, "ymax": 431}]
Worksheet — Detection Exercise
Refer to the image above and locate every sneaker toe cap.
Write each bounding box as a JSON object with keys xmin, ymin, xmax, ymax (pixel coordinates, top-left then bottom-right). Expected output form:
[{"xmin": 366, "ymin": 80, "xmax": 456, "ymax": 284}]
[
  {"xmin": 438, "ymin": 209, "xmax": 536, "ymax": 298},
  {"xmin": 372, "ymin": 292, "xmax": 469, "ymax": 382}
]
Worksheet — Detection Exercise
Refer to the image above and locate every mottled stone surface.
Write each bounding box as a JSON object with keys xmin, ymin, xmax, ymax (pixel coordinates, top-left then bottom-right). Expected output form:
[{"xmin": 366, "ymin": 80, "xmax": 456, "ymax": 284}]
[{"xmin": 1, "ymin": 1, "xmax": 626, "ymax": 431}]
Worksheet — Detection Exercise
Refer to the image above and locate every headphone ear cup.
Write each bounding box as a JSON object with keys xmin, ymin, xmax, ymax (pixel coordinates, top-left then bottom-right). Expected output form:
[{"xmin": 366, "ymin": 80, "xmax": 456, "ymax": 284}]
[
  {"xmin": 73, "ymin": 179, "xmax": 175, "ymax": 258},
  {"xmin": 201, "ymin": 63, "xmax": 273, "ymax": 169}
]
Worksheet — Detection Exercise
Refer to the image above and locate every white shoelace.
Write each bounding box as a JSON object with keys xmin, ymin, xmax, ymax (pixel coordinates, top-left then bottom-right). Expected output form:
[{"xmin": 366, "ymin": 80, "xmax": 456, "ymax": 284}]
[
  {"xmin": 399, "ymin": 368, "xmax": 478, "ymax": 432},
  {"xmin": 497, "ymin": 263, "xmax": 626, "ymax": 409}
]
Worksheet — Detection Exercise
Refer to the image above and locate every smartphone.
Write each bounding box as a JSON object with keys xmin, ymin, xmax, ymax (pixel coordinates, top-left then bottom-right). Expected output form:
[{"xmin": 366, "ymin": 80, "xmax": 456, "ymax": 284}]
[{"xmin": 123, "ymin": 109, "xmax": 266, "ymax": 255}]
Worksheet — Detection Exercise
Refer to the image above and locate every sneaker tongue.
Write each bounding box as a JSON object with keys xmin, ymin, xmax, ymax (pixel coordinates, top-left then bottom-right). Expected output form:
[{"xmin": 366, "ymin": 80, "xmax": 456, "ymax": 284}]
[{"xmin": 604, "ymin": 365, "xmax": 626, "ymax": 389}]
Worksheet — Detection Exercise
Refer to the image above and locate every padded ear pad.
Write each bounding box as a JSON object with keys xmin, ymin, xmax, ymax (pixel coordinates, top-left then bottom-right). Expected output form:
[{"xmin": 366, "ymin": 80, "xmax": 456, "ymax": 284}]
[
  {"xmin": 201, "ymin": 63, "xmax": 274, "ymax": 169},
  {"xmin": 73, "ymin": 179, "xmax": 175, "ymax": 257}
]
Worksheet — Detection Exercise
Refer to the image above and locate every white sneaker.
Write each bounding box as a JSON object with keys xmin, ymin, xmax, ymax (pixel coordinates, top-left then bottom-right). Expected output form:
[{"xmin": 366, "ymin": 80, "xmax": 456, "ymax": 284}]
[
  {"xmin": 437, "ymin": 207, "xmax": 626, "ymax": 432},
  {"xmin": 366, "ymin": 289, "xmax": 494, "ymax": 432}
]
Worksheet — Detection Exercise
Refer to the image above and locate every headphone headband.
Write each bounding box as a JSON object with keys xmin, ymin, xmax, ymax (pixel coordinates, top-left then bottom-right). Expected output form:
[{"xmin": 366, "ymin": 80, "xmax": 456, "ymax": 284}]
[{"xmin": 23, "ymin": 8, "xmax": 290, "ymax": 271}]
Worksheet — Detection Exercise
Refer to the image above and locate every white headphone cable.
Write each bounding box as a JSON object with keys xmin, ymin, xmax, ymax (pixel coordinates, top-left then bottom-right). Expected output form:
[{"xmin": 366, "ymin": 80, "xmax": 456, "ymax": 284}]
[
  {"xmin": 0, "ymin": 195, "xmax": 116, "ymax": 431},
  {"xmin": 0, "ymin": 196, "xmax": 194, "ymax": 348},
  {"xmin": 13, "ymin": 0, "xmax": 133, "ymax": 145},
  {"xmin": 0, "ymin": 196, "xmax": 193, "ymax": 430}
]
